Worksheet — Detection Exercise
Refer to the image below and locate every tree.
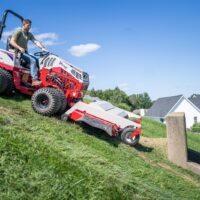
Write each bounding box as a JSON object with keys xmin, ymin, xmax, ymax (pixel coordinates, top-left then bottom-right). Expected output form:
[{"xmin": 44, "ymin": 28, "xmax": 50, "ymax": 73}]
[
  {"xmin": 87, "ymin": 87, "xmax": 133, "ymax": 111},
  {"xmin": 88, "ymin": 88, "xmax": 96, "ymax": 97},
  {"xmin": 129, "ymin": 92, "xmax": 152, "ymax": 109}
]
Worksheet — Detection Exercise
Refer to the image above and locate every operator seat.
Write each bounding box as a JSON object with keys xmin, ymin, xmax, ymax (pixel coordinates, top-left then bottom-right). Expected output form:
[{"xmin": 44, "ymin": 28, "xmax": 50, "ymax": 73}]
[
  {"xmin": 6, "ymin": 35, "xmax": 30, "ymax": 69},
  {"xmin": 6, "ymin": 35, "xmax": 14, "ymax": 51}
]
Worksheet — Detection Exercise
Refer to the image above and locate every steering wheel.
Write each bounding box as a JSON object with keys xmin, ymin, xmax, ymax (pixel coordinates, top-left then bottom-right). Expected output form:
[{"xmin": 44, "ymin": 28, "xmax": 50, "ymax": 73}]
[{"xmin": 34, "ymin": 51, "xmax": 50, "ymax": 57}]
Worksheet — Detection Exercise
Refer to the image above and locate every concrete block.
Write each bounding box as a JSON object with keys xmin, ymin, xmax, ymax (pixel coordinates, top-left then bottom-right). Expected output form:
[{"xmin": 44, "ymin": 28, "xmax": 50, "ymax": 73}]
[
  {"xmin": 187, "ymin": 162, "xmax": 200, "ymax": 176},
  {"xmin": 166, "ymin": 112, "xmax": 188, "ymax": 168}
]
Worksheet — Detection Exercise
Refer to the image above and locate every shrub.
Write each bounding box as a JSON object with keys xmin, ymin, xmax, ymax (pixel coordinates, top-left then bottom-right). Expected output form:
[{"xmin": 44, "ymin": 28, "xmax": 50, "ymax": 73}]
[{"xmin": 191, "ymin": 122, "xmax": 200, "ymax": 133}]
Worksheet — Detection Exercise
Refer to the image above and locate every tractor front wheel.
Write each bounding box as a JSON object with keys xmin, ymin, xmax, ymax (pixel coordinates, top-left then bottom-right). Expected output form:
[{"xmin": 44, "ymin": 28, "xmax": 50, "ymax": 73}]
[
  {"xmin": 31, "ymin": 87, "xmax": 62, "ymax": 116},
  {"xmin": 121, "ymin": 127, "xmax": 140, "ymax": 146},
  {"xmin": 55, "ymin": 90, "xmax": 67, "ymax": 114}
]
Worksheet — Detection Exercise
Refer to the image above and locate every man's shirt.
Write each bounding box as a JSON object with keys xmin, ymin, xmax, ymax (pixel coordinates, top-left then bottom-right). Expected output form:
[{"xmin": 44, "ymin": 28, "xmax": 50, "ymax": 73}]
[{"xmin": 11, "ymin": 28, "xmax": 35, "ymax": 51}]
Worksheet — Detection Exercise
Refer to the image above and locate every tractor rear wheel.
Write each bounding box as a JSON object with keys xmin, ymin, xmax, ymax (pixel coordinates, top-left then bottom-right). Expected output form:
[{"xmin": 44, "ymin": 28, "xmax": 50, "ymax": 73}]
[
  {"xmin": 0, "ymin": 68, "xmax": 14, "ymax": 95},
  {"xmin": 31, "ymin": 87, "xmax": 62, "ymax": 116},
  {"xmin": 0, "ymin": 68, "xmax": 8, "ymax": 94},
  {"xmin": 2, "ymin": 70, "xmax": 14, "ymax": 95},
  {"xmin": 121, "ymin": 127, "xmax": 140, "ymax": 146}
]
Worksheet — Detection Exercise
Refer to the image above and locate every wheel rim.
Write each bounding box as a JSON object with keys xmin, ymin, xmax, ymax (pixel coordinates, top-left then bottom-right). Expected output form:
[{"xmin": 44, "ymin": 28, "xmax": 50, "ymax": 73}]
[
  {"xmin": 36, "ymin": 94, "xmax": 50, "ymax": 109},
  {"xmin": 125, "ymin": 132, "xmax": 136, "ymax": 144}
]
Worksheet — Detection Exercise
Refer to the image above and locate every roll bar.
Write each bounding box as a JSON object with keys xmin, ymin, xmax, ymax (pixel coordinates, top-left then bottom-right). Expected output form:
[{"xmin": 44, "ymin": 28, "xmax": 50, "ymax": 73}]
[{"xmin": 0, "ymin": 10, "xmax": 24, "ymax": 40}]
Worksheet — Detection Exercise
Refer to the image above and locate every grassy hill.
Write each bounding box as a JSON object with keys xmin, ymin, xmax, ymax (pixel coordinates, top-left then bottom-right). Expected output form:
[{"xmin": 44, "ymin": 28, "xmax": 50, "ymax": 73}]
[{"xmin": 0, "ymin": 94, "xmax": 200, "ymax": 200}]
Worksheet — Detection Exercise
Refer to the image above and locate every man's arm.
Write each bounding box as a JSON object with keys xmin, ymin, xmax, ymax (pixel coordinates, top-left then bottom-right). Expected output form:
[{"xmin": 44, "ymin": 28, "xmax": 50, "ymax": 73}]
[
  {"xmin": 33, "ymin": 39, "xmax": 48, "ymax": 52},
  {"xmin": 10, "ymin": 37, "xmax": 25, "ymax": 53}
]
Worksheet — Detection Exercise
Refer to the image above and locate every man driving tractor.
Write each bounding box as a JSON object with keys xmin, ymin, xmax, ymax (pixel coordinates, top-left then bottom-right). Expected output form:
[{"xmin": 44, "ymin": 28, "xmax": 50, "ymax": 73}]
[{"xmin": 10, "ymin": 19, "xmax": 48, "ymax": 86}]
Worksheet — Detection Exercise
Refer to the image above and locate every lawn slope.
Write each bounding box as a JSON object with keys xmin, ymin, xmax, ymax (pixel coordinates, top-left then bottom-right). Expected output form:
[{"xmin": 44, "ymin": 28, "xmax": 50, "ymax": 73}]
[{"xmin": 0, "ymin": 95, "xmax": 200, "ymax": 200}]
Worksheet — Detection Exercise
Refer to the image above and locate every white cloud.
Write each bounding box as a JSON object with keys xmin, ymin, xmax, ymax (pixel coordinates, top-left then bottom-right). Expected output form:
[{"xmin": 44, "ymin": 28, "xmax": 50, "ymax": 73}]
[
  {"xmin": 34, "ymin": 33, "xmax": 58, "ymax": 41},
  {"xmin": 34, "ymin": 32, "xmax": 59, "ymax": 47},
  {"xmin": 68, "ymin": 43, "xmax": 101, "ymax": 57},
  {"xmin": 29, "ymin": 32, "xmax": 62, "ymax": 49}
]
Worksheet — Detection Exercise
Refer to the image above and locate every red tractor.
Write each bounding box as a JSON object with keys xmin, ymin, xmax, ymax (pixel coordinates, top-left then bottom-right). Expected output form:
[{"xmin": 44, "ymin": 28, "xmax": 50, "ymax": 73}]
[{"xmin": 0, "ymin": 10, "xmax": 89, "ymax": 116}]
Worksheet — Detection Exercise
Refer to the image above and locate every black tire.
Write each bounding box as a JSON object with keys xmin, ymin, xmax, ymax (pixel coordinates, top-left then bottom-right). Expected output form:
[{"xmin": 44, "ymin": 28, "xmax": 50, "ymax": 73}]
[
  {"xmin": 31, "ymin": 87, "xmax": 62, "ymax": 116},
  {"xmin": 0, "ymin": 68, "xmax": 8, "ymax": 94},
  {"xmin": 56, "ymin": 90, "xmax": 67, "ymax": 114},
  {"xmin": 1, "ymin": 69, "xmax": 14, "ymax": 95},
  {"xmin": 121, "ymin": 127, "xmax": 140, "ymax": 146}
]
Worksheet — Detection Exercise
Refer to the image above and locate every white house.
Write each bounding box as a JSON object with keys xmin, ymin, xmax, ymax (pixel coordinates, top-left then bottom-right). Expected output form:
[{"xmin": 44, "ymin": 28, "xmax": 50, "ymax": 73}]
[
  {"xmin": 145, "ymin": 95, "xmax": 200, "ymax": 128},
  {"xmin": 133, "ymin": 109, "xmax": 147, "ymax": 117}
]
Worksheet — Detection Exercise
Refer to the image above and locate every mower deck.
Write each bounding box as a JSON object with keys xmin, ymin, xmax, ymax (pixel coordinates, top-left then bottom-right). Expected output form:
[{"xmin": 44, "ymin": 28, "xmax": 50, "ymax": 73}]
[{"xmin": 62, "ymin": 101, "xmax": 141, "ymax": 138}]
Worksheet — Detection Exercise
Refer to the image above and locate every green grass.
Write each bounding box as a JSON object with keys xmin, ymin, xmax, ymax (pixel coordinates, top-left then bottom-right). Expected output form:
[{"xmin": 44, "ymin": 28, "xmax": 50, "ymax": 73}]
[
  {"xmin": 142, "ymin": 117, "xmax": 200, "ymax": 153},
  {"xmin": 187, "ymin": 132, "xmax": 200, "ymax": 152},
  {"xmin": 142, "ymin": 117, "xmax": 166, "ymax": 138},
  {"xmin": 1, "ymin": 95, "xmax": 200, "ymax": 199}
]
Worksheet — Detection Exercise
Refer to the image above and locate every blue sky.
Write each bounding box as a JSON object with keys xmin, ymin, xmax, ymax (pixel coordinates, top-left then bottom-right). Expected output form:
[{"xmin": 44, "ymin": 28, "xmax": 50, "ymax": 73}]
[{"xmin": 1, "ymin": 0, "xmax": 200, "ymax": 100}]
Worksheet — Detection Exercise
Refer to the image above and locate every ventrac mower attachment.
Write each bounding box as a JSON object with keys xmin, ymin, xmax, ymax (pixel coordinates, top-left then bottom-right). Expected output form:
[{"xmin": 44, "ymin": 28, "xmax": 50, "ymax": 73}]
[{"xmin": 61, "ymin": 101, "xmax": 142, "ymax": 146}]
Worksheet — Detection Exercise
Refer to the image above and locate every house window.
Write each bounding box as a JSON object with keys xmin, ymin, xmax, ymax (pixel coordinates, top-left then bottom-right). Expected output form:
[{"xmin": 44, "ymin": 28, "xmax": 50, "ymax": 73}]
[{"xmin": 194, "ymin": 116, "xmax": 197, "ymax": 123}]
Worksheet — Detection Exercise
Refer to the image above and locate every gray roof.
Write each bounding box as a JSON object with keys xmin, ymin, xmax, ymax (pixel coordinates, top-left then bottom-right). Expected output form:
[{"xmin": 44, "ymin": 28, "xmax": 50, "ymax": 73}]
[
  {"xmin": 188, "ymin": 94, "xmax": 200, "ymax": 110},
  {"xmin": 145, "ymin": 95, "xmax": 183, "ymax": 118}
]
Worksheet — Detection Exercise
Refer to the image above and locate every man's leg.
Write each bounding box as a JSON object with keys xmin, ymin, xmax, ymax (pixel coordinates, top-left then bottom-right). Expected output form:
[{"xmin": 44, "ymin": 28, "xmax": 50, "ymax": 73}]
[
  {"xmin": 22, "ymin": 53, "xmax": 38, "ymax": 80},
  {"xmin": 21, "ymin": 53, "xmax": 41, "ymax": 86}
]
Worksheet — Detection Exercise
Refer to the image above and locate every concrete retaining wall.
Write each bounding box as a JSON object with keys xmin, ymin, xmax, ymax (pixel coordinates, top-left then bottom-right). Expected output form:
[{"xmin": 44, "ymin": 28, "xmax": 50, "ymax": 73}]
[{"xmin": 166, "ymin": 112, "xmax": 200, "ymax": 176}]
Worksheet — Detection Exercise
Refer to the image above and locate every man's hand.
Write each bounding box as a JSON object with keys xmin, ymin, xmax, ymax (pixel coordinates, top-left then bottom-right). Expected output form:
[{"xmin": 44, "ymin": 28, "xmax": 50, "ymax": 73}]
[{"xmin": 19, "ymin": 47, "xmax": 25, "ymax": 53}]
